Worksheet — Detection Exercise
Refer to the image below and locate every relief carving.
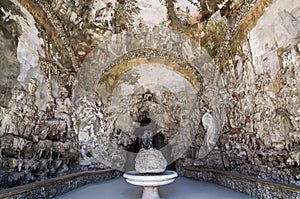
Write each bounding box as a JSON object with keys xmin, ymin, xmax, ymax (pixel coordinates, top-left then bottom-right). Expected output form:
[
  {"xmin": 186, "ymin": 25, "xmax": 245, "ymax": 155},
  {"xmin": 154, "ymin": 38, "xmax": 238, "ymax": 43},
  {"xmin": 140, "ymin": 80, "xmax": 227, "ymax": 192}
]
[{"xmin": 0, "ymin": 79, "xmax": 79, "ymax": 187}]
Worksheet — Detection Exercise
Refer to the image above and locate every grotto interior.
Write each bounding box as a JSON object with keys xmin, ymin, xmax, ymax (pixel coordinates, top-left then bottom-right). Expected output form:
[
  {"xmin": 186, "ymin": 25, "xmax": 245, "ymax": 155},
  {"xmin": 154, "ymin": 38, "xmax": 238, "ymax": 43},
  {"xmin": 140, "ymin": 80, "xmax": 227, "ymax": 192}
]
[{"xmin": 0, "ymin": 0, "xmax": 300, "ymax": 198}]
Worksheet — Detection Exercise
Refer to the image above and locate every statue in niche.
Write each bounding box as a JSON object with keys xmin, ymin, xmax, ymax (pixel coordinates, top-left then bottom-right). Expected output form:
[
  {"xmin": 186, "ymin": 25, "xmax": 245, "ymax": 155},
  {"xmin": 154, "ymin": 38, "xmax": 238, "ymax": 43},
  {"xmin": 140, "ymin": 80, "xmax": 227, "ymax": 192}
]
[
  {"xmin": 73, "ymin": 96, "xmax": 104, "ymax": 137},
  {"xmin": 34, "ymin": 110, "xmax": 49, "ymax": 141},
  {"xmin": 54, "ymin": 88, "xmax": 73, "ymax": 138},
  {"xmin": 30, "ymin": 84, "xmax": 72, "ymax": 141},
  {"xmin": 80, "ymin": 143, "xmax": 88, "ymax": 160},
  {"xmin": 80, "ymin": 113, "xmax": 96, "ymax": 138},
  {"xmin": 141, "ymin": 130, "xmax": 153, "ymax": 149},
  {"xmin": 142, "ymin": 89, "xmax": 154, "ymax": 102},
  {"xmin": 79, "ymin": 141, "xmax": 93, "ymax": 165},
  {"xmin": 197, "ymin": 112, "xmax": 218, "ymax": 158},
  {"xmin": 73, "ymin": 95, "xmax": 107, "ymax": 165},
  {"xmin": 27, "ymin": 78, "xmax": 39, "ymax": 95}
]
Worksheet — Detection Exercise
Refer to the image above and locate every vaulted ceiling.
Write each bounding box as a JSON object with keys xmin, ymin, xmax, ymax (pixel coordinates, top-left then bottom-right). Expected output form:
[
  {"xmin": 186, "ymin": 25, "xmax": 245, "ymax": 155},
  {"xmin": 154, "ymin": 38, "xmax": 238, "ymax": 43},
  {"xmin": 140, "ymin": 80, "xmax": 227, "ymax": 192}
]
[{"xmin": 0, "ymin": 0, "xmax": 272, "ymax": 85}]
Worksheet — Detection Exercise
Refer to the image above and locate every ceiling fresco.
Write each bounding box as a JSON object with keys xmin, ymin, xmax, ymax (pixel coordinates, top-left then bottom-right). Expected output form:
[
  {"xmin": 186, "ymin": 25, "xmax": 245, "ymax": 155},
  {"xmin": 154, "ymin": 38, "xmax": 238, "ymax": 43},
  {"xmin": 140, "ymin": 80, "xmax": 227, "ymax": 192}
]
[{"xmin": 0, "ymin": 0, "xmax": 268, "ymax": 90}]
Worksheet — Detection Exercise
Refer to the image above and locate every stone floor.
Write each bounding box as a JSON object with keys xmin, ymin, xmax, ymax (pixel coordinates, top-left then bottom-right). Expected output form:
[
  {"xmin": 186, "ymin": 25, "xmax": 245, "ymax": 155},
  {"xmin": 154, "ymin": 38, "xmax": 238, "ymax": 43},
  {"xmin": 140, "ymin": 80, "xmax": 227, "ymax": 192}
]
[{"xmin": 55, "ymin": 176, "xmax": 256, "ymax": 199}]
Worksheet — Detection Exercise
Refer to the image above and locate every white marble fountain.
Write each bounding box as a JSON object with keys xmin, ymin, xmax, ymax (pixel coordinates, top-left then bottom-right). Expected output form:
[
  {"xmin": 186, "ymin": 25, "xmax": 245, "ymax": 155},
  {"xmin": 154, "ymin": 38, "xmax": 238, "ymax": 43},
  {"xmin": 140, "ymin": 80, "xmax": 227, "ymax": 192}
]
[{"xmin": 123, "ymin": 130, "xmax": 178, "ymax": 199}]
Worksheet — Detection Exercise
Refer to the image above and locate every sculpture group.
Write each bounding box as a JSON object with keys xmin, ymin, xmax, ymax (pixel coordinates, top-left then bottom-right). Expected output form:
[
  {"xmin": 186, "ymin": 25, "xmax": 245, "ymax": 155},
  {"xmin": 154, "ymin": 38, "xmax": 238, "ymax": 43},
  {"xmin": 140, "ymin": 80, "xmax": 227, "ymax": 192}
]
[{"xmin": 0, "ymin": 79, "xmax": 78, "ymax": 188}]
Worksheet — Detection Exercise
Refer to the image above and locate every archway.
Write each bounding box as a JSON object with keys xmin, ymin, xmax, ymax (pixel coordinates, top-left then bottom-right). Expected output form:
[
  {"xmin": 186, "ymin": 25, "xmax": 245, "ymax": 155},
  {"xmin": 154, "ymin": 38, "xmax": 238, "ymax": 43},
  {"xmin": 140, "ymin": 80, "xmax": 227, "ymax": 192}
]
[{"xmin": 73, "ymin": 28, "xmax": 226, "ymax": 171}]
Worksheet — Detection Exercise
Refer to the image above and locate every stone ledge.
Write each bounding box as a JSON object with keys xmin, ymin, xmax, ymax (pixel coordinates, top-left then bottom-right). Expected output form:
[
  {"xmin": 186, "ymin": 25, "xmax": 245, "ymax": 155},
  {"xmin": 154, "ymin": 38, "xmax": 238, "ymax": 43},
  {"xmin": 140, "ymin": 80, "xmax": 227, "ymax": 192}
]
[
  {"xmin": 0, "ymin": 169, "xmax": 119, "ymax": 199},
  {"xmin": 184, "ymin": 167, "xmax": 300, "ymax": 199}
]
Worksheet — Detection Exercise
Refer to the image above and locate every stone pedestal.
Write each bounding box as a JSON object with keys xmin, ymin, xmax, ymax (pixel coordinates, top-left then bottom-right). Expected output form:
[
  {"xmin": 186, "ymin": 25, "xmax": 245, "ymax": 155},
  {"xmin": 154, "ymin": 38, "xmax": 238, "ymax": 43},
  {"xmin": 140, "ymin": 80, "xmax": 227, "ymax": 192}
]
[
  {"xmin": 123, "ymin": 170, "xmax": 178, "ymax": 199},
  {"xmin": 142, "ymin": 186, "xmax": 160, "ymax": 199}
]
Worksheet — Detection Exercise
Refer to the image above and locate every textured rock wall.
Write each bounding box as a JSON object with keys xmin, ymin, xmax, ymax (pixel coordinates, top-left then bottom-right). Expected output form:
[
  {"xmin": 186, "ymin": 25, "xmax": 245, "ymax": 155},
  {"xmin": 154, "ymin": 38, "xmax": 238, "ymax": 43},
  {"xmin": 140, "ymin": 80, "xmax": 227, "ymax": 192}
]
[
  {"xmin": 182, "ymin": 1, "xmax": 300, "ymax": 186},
  {"xmin": 0, "ymin": 1, "xmax": 227, "ymax": 189},
  {"xmin": 0, "ymin": 1, "xmax": 81, "ymax": 189},
  {"xmin": 0, "ymin": 169, "xmax": 119, "ymax": 199},
  {"xmin": 74, "ymin": 27, "xmax": 226, "ymax": 171},
  {"xmin": 0, "ymin": 84, "xmax": 81, "ymax": 189},
  {"xmin": 1, "ymin": 0, "xmax": 300, "ymax": 192},
  {"xmin": 0, "ymin": 1, "xmax": 21, "ymax": 107},
  {"xmin": 184, "ymin": 167, "xmax": 300, "ymax": 199}
]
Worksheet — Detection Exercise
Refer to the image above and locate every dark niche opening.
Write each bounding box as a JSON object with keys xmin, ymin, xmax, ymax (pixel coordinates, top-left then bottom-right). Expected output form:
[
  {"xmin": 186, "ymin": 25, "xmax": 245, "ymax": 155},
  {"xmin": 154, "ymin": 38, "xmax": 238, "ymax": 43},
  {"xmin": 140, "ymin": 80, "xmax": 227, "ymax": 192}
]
[
  {"xmin": 123, "ymin": 117, "xmax": 176, "ymax": 172},
  {"xmin": 125, "ymin": 114, "xmax": 152, "ymax": 154},
  {"xmin": 153, "ymin": 133, "xmax": 176, "ymax": 171},
  {"xmin": 139, "ymin": 114, "xmax": 151, "ymax": 127}
]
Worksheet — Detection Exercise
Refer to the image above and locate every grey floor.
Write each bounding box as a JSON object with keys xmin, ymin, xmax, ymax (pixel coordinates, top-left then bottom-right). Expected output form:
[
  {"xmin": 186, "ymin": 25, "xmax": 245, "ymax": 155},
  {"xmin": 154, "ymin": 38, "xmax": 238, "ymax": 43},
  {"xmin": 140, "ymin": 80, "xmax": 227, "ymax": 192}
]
[{"xmin": 55, "ymin": 176, "xmax": 256, "ymax": 199}]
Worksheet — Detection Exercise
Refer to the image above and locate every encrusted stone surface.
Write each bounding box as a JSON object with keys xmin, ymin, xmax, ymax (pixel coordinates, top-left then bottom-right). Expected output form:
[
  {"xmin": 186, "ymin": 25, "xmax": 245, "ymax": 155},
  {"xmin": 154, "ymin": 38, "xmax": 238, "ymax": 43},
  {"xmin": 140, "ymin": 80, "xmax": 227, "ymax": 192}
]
[
  {"xmin": 184, "ymin": 167, "xmax": 300, "ymax": 199},
  {"xmin": 135, "ymin": 148, "xmax": 167, "ymax": 173},
  {"xmin": 0, "ymin": 169, "xmax": 119, "ymax": 199},
  {"xmin": 1, "ymin": 0, "xmax": 300, "ymax": 193},
  {"xmin": 75, "ymin": 28, "xmax": 225, "ymax": 168},
  {"xmin": 180, "ymin": 1, "xmax": 300, "ymax": 187}
]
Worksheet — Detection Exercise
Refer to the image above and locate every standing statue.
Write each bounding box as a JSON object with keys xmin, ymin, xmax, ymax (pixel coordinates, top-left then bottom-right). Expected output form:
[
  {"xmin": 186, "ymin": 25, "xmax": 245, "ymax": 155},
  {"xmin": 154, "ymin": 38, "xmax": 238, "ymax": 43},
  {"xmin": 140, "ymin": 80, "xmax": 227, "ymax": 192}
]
[
  {"xmin": 141, "ymin": 130, "xmax": 153, "ymax": 149},
  {"xmin": 27, "ymin": 78, "xmax": 39, "ymax": 95},
  {"xmin": 54, "ymin": 88, "xmax": 73, "ymax": 138},
  {"xmin": 34, "ymin": 111, "xmax": 48, "ymax": 140},
  {"xmin": 197, "ymin": 112, "xmax": 219, "ymax": 158}
]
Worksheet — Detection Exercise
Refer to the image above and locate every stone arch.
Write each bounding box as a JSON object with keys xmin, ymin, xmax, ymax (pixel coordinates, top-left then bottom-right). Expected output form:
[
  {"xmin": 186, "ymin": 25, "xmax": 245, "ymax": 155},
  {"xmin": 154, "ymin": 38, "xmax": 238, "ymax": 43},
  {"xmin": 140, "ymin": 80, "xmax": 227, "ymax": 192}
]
[
  {"xmin": 73, "ymin": 27, "xmax": 226, "ymax": 170},
  {"xmin": 74, "ymin": 27, "xmax": 219, "ymax": 101}
]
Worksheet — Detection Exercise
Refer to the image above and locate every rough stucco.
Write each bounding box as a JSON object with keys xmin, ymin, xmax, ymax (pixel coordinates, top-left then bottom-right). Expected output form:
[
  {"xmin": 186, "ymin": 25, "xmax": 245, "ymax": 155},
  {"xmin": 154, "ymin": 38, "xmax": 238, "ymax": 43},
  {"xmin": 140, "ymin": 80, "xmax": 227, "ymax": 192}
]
[
  {"xmin": 73, "ymin": 28, "xmax": 225, "ymax": 170},
  {"xmin": 249, "ymin": 0, "xmax": 300, "ymax": 78},
  {"xmin": 184, "ymin": 0, "xmax": 300, "ymax": 187},
  {"xmin": 0, "ymin": 0, "xmax": 299, "ymax": 195}
]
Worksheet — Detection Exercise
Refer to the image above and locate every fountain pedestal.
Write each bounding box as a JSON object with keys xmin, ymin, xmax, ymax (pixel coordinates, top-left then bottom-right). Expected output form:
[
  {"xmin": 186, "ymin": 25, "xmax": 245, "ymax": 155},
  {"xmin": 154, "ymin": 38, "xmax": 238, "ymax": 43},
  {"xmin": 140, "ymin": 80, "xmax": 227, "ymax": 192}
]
[
  {"xmin": 123, "ymin": 170, "xmax": 178, "ymax": 199},
  {"xmin": 142, "ymin": 187, "xmax": 159, "ymax": 199}
]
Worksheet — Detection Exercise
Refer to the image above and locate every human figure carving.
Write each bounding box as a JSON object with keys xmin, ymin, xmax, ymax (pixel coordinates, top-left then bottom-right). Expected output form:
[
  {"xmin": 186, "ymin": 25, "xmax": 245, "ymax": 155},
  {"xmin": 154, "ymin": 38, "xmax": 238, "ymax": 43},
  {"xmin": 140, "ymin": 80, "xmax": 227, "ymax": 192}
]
[
  {"xmin": 54, "ymin": 88, "xmax": 73, "ymax": 138},
  {"xmin": 94, "ymin": 2, "xmax": 114, "ymax": 29},
  {"xmin": 27, "ymin": 78, "xmax": 39, "ymax": 95},
  {"xmin": 80, "ymin": 143, "xmax": 88, "ymax": 160},
  {"xmin": 197, "ymin": 112, "xmax": 218, "ymax": 158},
  {"xmin": 34, "ymin": 111, "xmax": 49, "ymax": 140},
  {"xmin": 141, "ymin": 130, "xmax": 153, "ymax": 149},
  {"xmin": 0, "ymin": 89, "xmax": 26, "ymax": 136}
]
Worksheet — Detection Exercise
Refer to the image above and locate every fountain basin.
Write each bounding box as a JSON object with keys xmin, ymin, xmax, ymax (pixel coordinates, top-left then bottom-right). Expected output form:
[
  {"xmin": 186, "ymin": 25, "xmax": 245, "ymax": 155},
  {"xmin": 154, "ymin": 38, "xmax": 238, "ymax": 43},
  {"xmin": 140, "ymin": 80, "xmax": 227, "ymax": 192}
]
[{"xmin": 123, "ymin": 170, "xmax": 178, "ymax": 199}]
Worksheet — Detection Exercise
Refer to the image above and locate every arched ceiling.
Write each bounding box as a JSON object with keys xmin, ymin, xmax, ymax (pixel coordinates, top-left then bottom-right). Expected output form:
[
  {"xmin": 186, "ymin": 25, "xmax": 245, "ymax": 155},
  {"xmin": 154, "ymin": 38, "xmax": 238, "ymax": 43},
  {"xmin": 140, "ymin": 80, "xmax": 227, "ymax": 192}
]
[{"xmin": 0, "ymin": 0, "xmax": 273, "ymax": 88}]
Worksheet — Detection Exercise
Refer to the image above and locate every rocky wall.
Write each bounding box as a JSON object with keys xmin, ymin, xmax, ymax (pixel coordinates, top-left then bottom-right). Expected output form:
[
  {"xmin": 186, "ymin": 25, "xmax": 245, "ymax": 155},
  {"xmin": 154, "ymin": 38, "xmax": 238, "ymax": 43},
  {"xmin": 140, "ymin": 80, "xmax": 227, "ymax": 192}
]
[
  {"xmin": 0, "ymin": 169, "xmax": 119, "ymax": 199},
  {"xmin": 0, "ymin": 1, "xmax": 22, "ymax": 107},
  {"xmin": 182, "ymin": 44, "xmax": 300, "ymax": 184},
  {"xmin": 73, "ymin": 26, "xmax": 226, "ymax": 172},
  {"xmin": 184, "ymin": 167, "xmax": 300, "ymax": 199},
  {"xmin": 181, "ymin": 2, "xmax": 300, "ymax": 187},
  {"xmin": 0, "ymin": 3, "xmax": 227, "ymax": 189},
  {"xmin": 1, "ymin": 0, "xmax": 300, "ymax": 193},
  {"xmin": 0, "ymin": 81, "xmax": 81, "ymax": 189}
]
